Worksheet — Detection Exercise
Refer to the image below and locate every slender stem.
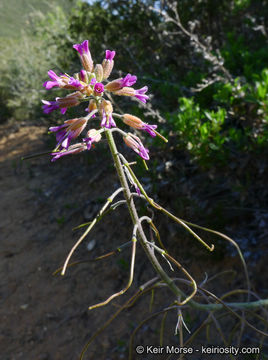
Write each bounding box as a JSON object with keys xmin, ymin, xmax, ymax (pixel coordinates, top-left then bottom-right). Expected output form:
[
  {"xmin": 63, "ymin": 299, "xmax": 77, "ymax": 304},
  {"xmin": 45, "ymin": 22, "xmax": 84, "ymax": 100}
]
[
  {"xmin": 105, "ymin": 129, "xmax": 187, "ymax": 300},
  {"xmin": 61, "ymin": 187, "xmax": 123, "ymax": 275},
  {"xmin": 88, "ymin": 236, "xmax": 137, "ymax": 310}
]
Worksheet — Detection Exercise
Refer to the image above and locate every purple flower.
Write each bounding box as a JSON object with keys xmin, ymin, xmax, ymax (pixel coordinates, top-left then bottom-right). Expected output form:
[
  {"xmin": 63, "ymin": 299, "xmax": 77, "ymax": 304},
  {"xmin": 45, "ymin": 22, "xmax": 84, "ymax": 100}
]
[
  {"xmin": 102, "ymin": 50, "xmax": 116, "ymax": 79},
  {"xmin": 105, "ymin": 50, "xmax": 116, "ymax": 61},
  {"xmin": 67, "ymin": 77, "xmax": 84, "ymax": 90},
  {"xmin": 94, "ymin": 82, "xmax": 104, "ymax": 95},
  {"xmin": 42, "ymin": 100, "xmax": 67, "ymax": 115},
  {"xmin": 122, "ymin": 114, "xmax": 157, "ymax": 137},
  {"xmin": 43, "ymin": 71, "xmax": 83, "ymax": 90},
  {"xmin": 100, "ymin": 100, "xmax": 116, "ymax": 128},
  {"xmin": 49, "ymin": 118, "xmax": 88, "ymax": 149},
  {"xmin": 73, "ymin": 40, "xmax": 93, "ymax": 72},
  {"xmin": 42, "ymin": 92, "xmax": 83, "ymax": 115},
  {"xmin": 113, "ymin": 86, "xmax": 149, "ymax": 103},
  {"xmin": 124, "ymin": 133, "xmax": 150, "ymax": 160},
  {"xmin": 101, "ymin": 110, "xmax": 116, "ymax": 128},
  {"xmin": 120, "ymin": 74, "xmax": 137, "ymax": 87},
  {"xmin": 73, "ymin": 40, "xmax": 89, "ymax": 56},
  {"xmin": 51, "ymin": 143, "xmax": 86, "ymax": 162},
  {"xmin": 82, "ymin": 129, "xmax": 102, "ymax": 150},
  {"xmin": 43, "ymin": 70, "xmax": 63, "ymax": 90},
  {"xmin": 141, "ymin": 124, "xmax": 157, "ymax": 137},
  {"xmin": 135, "ymin": 86, "xmax": 149, "ymax": 103}
]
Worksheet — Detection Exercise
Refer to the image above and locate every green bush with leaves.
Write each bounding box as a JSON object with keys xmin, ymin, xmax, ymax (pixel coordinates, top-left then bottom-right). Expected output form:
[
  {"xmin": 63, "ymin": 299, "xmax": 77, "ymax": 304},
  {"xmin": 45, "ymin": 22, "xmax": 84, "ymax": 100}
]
[
  {"xmin": 168, "ymin": 67, "xmax": 267, "ymax": 165},
  {"xmin": 0, "ymin": 5, "xmax": 71, "ymax": 122}
]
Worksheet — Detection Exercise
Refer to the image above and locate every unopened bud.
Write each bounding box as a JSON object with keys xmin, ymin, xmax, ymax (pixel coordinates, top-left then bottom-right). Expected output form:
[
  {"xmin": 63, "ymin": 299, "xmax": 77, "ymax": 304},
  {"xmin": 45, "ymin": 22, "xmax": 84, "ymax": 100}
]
[
  {"xmin": 94, "ymin": 64, "xmax": 103, "ymax": 82},
  {"xmin": 102, "ymin": 59, "xmax": 114, "ymax": 80},
  {"xmin": 84, "ymin": 85, "xmax": 93, "ymax": 96},
  {"xmin": 79, "ymin": 70, "xmax": 88, "ymax": 83},
  {"xmin": 87, "ymin": 72, "xmax": 95, "ymax": 82}
]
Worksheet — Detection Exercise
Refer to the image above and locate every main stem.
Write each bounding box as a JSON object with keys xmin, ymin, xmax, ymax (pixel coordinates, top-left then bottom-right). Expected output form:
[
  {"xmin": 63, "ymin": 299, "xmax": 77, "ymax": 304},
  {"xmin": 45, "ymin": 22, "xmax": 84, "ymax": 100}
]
[
  {"xmin": 105, "ymin": 129, "xmax": 185, "ymax": 299},
  {"xmin": 105, "ymin": 129, "xmax": 268, "ymax": 317}
]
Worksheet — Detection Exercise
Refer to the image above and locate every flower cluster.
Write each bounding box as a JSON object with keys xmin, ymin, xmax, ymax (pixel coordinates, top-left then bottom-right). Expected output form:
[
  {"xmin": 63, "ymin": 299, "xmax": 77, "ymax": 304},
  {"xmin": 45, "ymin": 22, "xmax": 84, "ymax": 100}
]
[{"xmin": 42, "ymin": 40, "xmax": 159, "ymax": 162}]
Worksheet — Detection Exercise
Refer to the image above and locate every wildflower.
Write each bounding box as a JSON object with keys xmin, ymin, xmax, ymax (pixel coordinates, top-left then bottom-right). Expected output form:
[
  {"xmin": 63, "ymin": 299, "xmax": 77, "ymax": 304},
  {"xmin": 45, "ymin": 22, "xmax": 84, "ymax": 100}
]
[
  {"xmin": 42, "ymin": 100, "xmax": 65, "ymax": 114},
  {"xmin": 114, "ymin": 86, "xmax": 149, "ymax": 103},
  {"xmin": 49, "ymin": 117, "xmax": 88, "ymax": 149},
  {"xmin": 83, "ymin": 129, "xmax": 102, "ymax": 150},
  {"xmin": 94, "ymin": 82, "xmax": 105, "ymax": 96},
  {"xmin": 50, "ymin": 143, "xmax": 86, "ymax": 162},
  {"xmin": 43, "ymin": 70, "xmax": 84, "ymax": 90},
  {"xmin": 134, "ymin": 86, "xmax": 149, "ymax": 103},
  {"xmin": 121, "ymin": 74, "xmax": 137, "ymax": 87},
  {"xmin": 105, "ymin": 50, "xmax": 116, "ymax": 61},
  {"xmin": 123, "ymin": 114, "xmax": 157, "ymax": 137},
  {"xmin": 105, "ymin": 73, "xmax": 137, "ymax": 92},
  {"xmin": 102, "ymin": 50, "xmax": 116, "ymax": 80},
  {"xmin": 99, "ymin": 100, "xmax": 116, "ymax": 128},
  {"xmin": 73, "ymin": 40, "xmax": 94, "ymax": 72},
  {"xmin": 42, "ymin": 92, "xmax": 84, "ymax": 114},
  {"xmin": 124, "ymin": 133, "xmax": 150, "ymax": 160}
]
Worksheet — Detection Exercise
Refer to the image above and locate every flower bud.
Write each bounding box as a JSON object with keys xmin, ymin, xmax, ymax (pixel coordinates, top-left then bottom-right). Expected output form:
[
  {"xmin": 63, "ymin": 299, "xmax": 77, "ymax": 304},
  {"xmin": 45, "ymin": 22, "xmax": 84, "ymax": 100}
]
[
  {"xmin": 87, "ymin": 72, "xmax": 96, "ymax": 83},
  {"xmin": 102, "ymin": 59, "xmax": 114, "ymax": 80},
  {"xmin": 94, "ymin": 64, "xmax": 103, "ymax": 82},
  {"xmin": 83, "ymin": 85, "xmax": 93, "ymax": 96},
  {"xmin": 102, "ymin": 50, "xmax": 115, "ymax": 80},
  {"xmin": 79, "ymin": 70, "xmax": 88, "ymax": 83},
  {"xmin": 99, "ymin": 100, "xmax": 116, "ymax": 128},
  {"xmin": 73, "ymin": 40, "xmax": 94, "ymax": 72}
]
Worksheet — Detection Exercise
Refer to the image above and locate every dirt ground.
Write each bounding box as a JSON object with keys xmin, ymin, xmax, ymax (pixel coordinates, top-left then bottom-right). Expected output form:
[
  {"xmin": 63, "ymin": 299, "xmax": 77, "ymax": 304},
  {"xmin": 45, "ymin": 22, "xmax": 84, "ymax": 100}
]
[{"xmin": 0, "ymin": 123, "xmax": 267, "ymax": 360}]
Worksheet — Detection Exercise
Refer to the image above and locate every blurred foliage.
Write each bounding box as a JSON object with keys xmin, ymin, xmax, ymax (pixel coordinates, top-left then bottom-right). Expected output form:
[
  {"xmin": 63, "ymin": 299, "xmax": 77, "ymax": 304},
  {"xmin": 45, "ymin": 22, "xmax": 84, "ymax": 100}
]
[{"xmin": 0, "ymin": 1, "xmax": 73, "ymax": 123}]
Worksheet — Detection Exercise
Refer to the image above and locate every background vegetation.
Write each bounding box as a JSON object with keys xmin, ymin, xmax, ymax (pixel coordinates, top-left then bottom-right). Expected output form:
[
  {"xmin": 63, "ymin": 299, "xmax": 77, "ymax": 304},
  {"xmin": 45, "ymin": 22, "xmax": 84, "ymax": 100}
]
[
  {"xmin": 0, "ymin": 0, "xmax": 268, "ymax": 239},
  {"xmin": 1, "ymin": 0, "xmax": 267, "ymax": 234},
  {"xmin": 1, "ymin": 0, "xmax": 267, "ymax": 163},
  {"xmin": 1, "ymin": 1, "xmax": 267, "ymax": 357}
]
